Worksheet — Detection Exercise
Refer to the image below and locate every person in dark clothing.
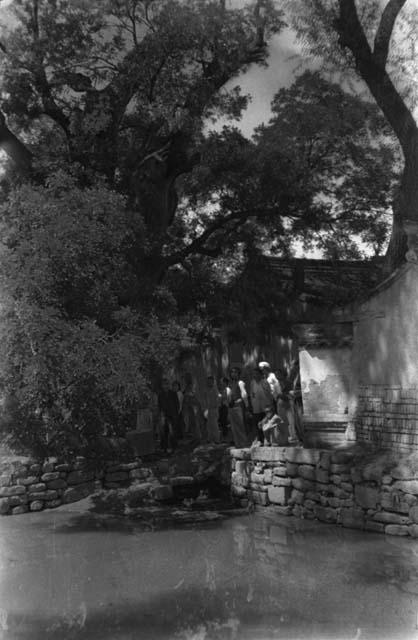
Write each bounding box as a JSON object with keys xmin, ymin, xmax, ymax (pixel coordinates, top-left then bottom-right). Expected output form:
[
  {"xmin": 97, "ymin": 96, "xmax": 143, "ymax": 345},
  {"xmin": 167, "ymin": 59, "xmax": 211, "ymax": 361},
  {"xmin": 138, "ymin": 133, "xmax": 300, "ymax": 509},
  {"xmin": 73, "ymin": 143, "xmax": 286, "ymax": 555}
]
[{"xmin": 158, "ymin": 378, "xmax": 179, "ymax": 453}]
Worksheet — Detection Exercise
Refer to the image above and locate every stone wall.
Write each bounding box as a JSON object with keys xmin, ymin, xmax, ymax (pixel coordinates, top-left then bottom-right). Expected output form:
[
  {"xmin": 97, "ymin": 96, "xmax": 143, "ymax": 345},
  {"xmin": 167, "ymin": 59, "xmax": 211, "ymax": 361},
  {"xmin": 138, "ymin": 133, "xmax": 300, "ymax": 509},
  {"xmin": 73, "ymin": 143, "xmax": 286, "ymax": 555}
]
[
  {"xmin": 230, "ymin": 446, "xmax": 418, "ymax": 537},
  {"xmin": 0, "ymin": 444, "xmax": 231, "ymax": 516}
]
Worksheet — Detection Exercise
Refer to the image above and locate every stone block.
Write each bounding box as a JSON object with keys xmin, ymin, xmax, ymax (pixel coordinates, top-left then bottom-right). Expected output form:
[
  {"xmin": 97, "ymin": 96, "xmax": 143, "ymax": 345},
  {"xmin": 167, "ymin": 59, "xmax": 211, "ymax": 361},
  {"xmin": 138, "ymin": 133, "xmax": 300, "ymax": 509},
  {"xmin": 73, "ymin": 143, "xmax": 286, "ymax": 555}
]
[
  {"xmin": 0, "ymin": 498, "xmax": 10, "ymax": 514},
  {"xmin": 12, "ymin": 505, "xmax": 28, "ymax": 515},
  {"xmin": 248, "ymin": 490, "xmax": 269, "ymax": 506},
  {"xmin": 150, "ymin": 484, "xmax": 173, "ymax": 501},
  {"xmin": 267, "ymin": 485, "xmax": 291, "ymax": 505},
  {"xmin": 55, "ymin": 463, "xmax": 71, "ymax": 472},
  {"xmin": 67, "ymin": 470, "xmax": 95, "ymax": 486},
  {"xmin": 73, "ymin": 456, "xmax": 87, "ymax": 470},
  {"xmin": 41, "ymin": 472, "xmax": 60, "ymax": 482},
  {"xmin": 318, "ymin": 452, "xmax": 331, "ymax": 470},
  {"xmin": 0, "ymin": 475, "xmax": 11, "ymax": 487},
  {"xmin": 30, "ymin": 500, "xmax": 44, "ymax": 511},
  {"xmin": 29, "ymin": 490, "xmax": 58, "ymax": 501},
  {"xmin": 107, "ymin": 461, "xmax": 140, "ymax": 472},
  {"xmin": 304, "ymin": 499, "xmax": 316, "ymax": 510},
  {"xmin": 230, "ymin": 448, "xmax": 251, "ymax": 460},
  {"xmin": 330, "ymin": 463, "xmax": 351, "ymax": 474},
  {"xmin": 105, "ymin": 471, "xmax": 129, "ymax": 484},
  {"xmin": 231, "ymin": 472, "xmax": 249, "ymax": 487},
  {"xmin": 314, "ymin": 506, "xmax": 338, "ymax": 523},
  {"xmin": 0, "ymin": 485, "xmax": 26, "ymax": 497},
  {"xmin": 340, "ymin": 482, "xmax": 353, "ymax": 493},
  {"xmin": 341, "ymin": 508, "xmax": 365, "ymax": 530},
  {"xmin": 63, "ymin": 482, "xmax": 95, "ymax": 504},
  {"xmin": 12, "ymin": 467, "xmax": 28, "ymax": 479},
  {"xmin": 393, "ymin": 480, "xmax": 418, "ymax": 495},
  {"xmin": 306, "ymin": 491, "xmax": 320, "ymax": 502},
  {"xmin": 373, "ymin": 511, "xmax": 409, "ymax": 525},
  {"xmin": 355, "ymin": 485, "xmax": 378, "ymax": 509},
  {"xmin": 285, "ymin": 448, "xmax": 321, "ymax": 465},
  {"xmin": 380, "ymin": 492, "xmax": 409, "ymax": 514},
  {"xmin": 28, "ymin": 483, "xmax": 46, "ymax": 493},
  {"xmin": 382, "ymin": 475, "xmax": 392, "ymax": 485},
  {"xmin": 299, "ymin": 465, "xmax": 316, "ymax": 481},
  {"xmin": 30, "ymin": 464, "xmax": 41, "ymax": 474},
  {"xmin": 250, "ymin": 483, "xmax": 268, "ymax": 493},
  {"xmin": 231, "ymin": 485, "xmax": 247, "ymax": 498},
  {"xmin": 129, "ymin": 468, "xmax": 151, "ymax": 481},
  {"xmin": 274, "ymin": 505, "xmax": 292, "ymax": 516},
  {"xmin": 315, "ymin": 469, "xmax": 329, "ymax": 484},
  {"xmin": 330, "ymin": 475, "xmax": 342, "ymax": 485},
  {"xmin": 331, "ymin": 451, "xmax": 354, "ymax": 464},
  {"xmin": 328, "ymin": 497, "xmax": 341, "ymax": 508},
  {"xmin": 290, "ymin": 489, "xmax": 304, "ymax": 505},
  {"xmin": 285, "ymin": 463, "xmax": 298, "ymax": 477},
  {"xmin": 292, "ymin": 505, "xmax": 303, "ymax": 518},
  {"xmin": 391, "ymin": 465, "xmax": 415, "ymax": 480},
  {"xmin": 42, "ymin": 460, "xmax": 57, "ymax": 474},
  {"xmin": 251, "ymin": 447, "xmax": 286, "ymax": 463},
  {"xmin": 46, "ymin": 479, "xmax": 67, "ymax": 490},
  {"xmin": 341, "ymin": 498, "xmax": 354, "ymax": 508},
  {"xmin": 8, "ymin": 495, "xmax": 28, "ymax": 507},
  {"xmin": 45, "ymin": 499, "xmax": 62, "ymax": 509},
  {"xmin": 235, "ymin": 461, "xmax": 250, "ymax": 475},
  {"xmin": 292, "ymin": 478, "xmax": 315, "ymax": 492},
  {"xmin": 272, "ymin": 477, "xmax": 292, "ymax": 487},
  {"xmin": 272, "ymin": 465, "xmax": 287, "ymax": 477},
  {"xmin": 171, "ymin": 476, "xmax": 195, "ymax": 486},
  {"xmin": 250, "ymin": 472, "xmax": 265, "ymax": 485},
  {"xmin": 385, "ymin": 525, "xmax": 409, "ymax": 536},
  {"xmin": 365, "ymin": 521, "xmax": 385, "ymax": 533},
  {"xmin": 351, "ymin": 468, "xmax": 362, "ymax": 484},
  {"xmin": 409, "ymin": 524, "xmax": 418, "ymax": 538},
  {"xmin": 17, "ymin": 476, "xmax": 40, "ymax": 486},
  {"xmin": 409, "ymin": 506, "xmax": 418, "ymax": 523},
  {"xmin": 263, "ymin": 469, "xmax": 272, "ymax": 484}
]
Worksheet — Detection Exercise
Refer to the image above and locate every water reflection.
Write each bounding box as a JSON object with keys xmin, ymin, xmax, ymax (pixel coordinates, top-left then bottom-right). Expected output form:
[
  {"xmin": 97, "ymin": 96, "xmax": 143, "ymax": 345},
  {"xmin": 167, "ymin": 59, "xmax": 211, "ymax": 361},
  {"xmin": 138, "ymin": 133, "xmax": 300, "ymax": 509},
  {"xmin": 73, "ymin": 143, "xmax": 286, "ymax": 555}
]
[{"xmin": 1, "ymin": 508, "xmax": 418, "ymax": 638}]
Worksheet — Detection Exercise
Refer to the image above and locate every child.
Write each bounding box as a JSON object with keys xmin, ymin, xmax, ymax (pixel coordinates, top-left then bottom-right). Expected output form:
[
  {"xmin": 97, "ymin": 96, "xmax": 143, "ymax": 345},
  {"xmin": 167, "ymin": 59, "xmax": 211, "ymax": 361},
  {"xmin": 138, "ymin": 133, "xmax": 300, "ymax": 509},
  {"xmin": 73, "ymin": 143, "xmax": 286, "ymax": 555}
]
[{"xmin": 258, "ymin": 405, "xmax": 283, "ymax": 447}]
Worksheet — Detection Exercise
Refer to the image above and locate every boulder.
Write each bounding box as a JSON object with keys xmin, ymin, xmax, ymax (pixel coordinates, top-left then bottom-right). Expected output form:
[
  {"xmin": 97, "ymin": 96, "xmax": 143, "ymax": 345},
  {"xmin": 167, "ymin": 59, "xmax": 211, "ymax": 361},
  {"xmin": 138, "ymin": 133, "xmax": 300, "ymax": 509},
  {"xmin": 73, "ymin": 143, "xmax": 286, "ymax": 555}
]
[
  {"xmin": 373, "ymin": 511, "xmax": 409, "ymax": 525},
  {"xmin": 272, "ymin": 477, "xmax": 292, "ymax": 487},
  {"xmin": 30, "ymin": 500, "xmax": 44, "ymax": 511},
  {"xmin": 285, "ymin": 448, "xmax": 321, "ymax": 465},
  {"xmin": 299, "ymin": 465, "xmax": 316, "ymax": 481},
  {"xmin": 392, "ymin": 480, "xmax": 418, "ymax": 495},
  {"xmin": 41, "ymin": 472, "xmax": 60, "ymax": 482},
  {"xmin": 12, "ymin": 505, "xmax": 28, "ymax": 515},
  {"xmin": 0, "ymin": 485, "xmax": 26, "ymax": 497},
  {"xmin": 267, "ymin": 485, "xmax": 291, "ymax": 506},
  {"xmin": 355, "ymin": 485, "xmax": 378, "ymax": 509},
  {"xmin": 385, "ymin": 525, "xmax": 409, "ymax": 536},
  {"xmin": 252, "ymin": 447, "xmax": 286, "ymax": 463}
]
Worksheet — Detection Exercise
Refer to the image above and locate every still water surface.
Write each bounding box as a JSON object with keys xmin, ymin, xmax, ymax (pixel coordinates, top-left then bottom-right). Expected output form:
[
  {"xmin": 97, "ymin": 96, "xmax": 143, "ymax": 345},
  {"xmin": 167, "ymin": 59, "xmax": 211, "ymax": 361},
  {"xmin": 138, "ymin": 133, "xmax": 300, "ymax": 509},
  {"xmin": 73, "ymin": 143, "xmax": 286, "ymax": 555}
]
[{"xmin": 1, "ymin": 503, "xmax": 418, "ymax": 639}]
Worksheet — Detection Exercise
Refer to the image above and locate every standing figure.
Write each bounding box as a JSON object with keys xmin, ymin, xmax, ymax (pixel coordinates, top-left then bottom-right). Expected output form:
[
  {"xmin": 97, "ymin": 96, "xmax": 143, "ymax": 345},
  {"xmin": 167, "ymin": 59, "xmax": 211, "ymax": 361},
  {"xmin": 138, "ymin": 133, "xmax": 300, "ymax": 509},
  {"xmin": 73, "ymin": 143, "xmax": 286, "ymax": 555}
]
[
  {"xmin": 249, "ymin": 368, "xmax": 274, "ymax": 443},
  {"xmin": 258, "ymin": 362, "xmax": 281, "ymax": 402},
  {"xmin": 202, "ymin": 376, "xmax": 221, "ymax": 443},
  {"xmin": 218, "ymin": 377, "xmax": 231, "ymax": 442},
  {"xmin": 228, "ymin": 367, "xmax": 249, "ymax": 448},
  {"xmin": 182, "ymin": 377, "xmax": 202, "ymax": 442},
  {"xmin": 157, "ymin": 378, "xmax": 179, "ymax": 453},
  {"xmin": 287, "ymin": 358, "xmax": 304, "ymax": 445},
  {"xmin": 172, "ymin": 380, "xmax": 184, "ymax": 441}
]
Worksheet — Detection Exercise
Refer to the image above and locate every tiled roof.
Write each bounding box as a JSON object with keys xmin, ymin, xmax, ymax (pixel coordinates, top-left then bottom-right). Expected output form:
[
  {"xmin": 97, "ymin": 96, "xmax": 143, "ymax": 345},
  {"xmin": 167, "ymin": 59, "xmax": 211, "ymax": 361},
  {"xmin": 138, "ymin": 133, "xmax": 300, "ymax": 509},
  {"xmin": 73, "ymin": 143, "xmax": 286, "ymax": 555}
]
[{"xmin": 266, "ymin": 257, "xmax": 385, "ymax": 307}]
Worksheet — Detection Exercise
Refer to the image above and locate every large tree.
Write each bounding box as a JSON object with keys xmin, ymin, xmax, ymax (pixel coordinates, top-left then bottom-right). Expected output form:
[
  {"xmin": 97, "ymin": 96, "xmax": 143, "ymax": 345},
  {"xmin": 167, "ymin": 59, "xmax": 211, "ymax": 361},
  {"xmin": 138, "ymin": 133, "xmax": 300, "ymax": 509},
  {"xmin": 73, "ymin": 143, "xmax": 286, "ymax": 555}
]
[{"xmin": 286, "ymin": 0, "xmax": 418, "ymax": 271}]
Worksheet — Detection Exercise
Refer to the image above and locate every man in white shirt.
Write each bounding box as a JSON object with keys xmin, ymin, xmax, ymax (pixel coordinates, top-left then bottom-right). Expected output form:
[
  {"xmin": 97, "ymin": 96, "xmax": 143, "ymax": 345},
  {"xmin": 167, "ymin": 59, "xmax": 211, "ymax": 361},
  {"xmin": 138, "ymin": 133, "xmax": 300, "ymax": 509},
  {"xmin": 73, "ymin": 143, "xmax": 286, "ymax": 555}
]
[
  {"xmin": 250, "ymin": 368, "xmax": 273, "ymax": 442},
  {"xmin": 258, "ymin": 362, "xmax": 281, "ymax": 401}
]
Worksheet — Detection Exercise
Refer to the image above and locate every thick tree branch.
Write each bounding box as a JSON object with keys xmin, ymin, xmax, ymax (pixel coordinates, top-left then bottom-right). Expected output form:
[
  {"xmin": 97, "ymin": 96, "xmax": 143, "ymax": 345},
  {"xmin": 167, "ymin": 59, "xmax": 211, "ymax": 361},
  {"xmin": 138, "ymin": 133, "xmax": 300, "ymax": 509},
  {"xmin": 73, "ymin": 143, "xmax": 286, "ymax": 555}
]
[
  {"xmin": 373, "ymin": 0, "xmax": 407, "ymax": 67},
  {"xmin": 0, "ymin": 112, "xmax": 32, "ymax": 173}
]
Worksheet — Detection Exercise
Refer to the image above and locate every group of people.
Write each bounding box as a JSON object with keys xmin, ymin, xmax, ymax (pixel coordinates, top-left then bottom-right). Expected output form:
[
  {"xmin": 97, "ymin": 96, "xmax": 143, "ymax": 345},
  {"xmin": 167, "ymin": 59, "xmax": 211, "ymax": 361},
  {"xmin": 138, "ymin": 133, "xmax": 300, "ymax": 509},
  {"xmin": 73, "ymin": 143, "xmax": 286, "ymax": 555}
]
[{"xmin": 156, "ymin": 361, "xmax": 303, "ymax": 453}]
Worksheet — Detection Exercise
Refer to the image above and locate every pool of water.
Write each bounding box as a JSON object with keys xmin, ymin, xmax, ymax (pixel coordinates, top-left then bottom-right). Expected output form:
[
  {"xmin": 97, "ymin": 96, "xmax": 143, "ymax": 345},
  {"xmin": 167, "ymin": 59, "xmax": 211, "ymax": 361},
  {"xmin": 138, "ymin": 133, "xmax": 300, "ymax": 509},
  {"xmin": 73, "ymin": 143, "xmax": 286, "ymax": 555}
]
[{"xmin": 1, "ymin": 502, "xmax": 418, "ymax": 639}]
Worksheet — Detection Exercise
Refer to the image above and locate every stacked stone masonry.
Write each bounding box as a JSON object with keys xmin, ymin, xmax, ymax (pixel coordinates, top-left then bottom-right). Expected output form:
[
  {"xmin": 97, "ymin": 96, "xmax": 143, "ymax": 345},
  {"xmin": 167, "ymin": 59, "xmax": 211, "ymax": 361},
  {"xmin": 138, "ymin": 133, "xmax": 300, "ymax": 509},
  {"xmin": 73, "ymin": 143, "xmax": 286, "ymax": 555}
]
[
  {"xmin": 230, "ymin": 446, "xmax": 418, "ymax": 537},
  {"xmin": 0, "ymin": 444, "xmax": 231, "ymax": 516},
  {"xmin": 355, "ymin": 385, "xmax": 418, "ymax": 450}
]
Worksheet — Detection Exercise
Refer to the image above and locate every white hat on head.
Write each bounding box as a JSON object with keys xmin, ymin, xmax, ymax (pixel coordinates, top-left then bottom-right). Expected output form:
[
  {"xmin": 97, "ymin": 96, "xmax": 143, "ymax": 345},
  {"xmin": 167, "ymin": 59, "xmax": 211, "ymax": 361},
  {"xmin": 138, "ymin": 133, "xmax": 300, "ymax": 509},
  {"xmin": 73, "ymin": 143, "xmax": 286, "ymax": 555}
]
[{"xmin": 258, "ymin": 361, "xmax": 271, "ymax": 369}]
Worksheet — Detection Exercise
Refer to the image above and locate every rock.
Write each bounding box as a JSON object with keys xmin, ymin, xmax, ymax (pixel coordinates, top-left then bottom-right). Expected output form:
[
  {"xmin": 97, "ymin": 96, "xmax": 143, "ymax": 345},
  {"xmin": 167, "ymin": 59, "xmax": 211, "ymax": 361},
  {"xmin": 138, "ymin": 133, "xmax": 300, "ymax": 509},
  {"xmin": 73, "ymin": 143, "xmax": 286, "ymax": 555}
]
[
  {"xmin": 28, "ymin": 483, "xmax": 46, "ymax": 493},
  {"xmin": 373, "ymin": 511, "xmax": 409, "ymax": 525},
  {"xmin": 67, "ymin": 470, "xmax": 95, "ymax": 485},
  {"xmin": 231, "ymin": 485, "xmax": 247, "ymax": 498},
  {"xmin": 385, "ymin": 524, "xmax": 409, "ymax": 536},
  {"xmin": 30, "ymin": 500, "xmax": 44, "ymax": 511},
  {"xmin": 272, "ymin": 466, "xmax": 288, "ymax": 477},
  {"xmin": 315, "ymin": 469, "xmax": 329, "ymax": 484},
  {"xmin": 285, "ymin": 463, "xmax": 298, "ymax": 477},
  {"xmin": 41, "ymin": 472, "xmax": 60, "ymax": 482},
  {"xmin": 46, "ymin": 479, "xmax": 67, "ymax": 490},
  {"xmin": 63, "ymin": 482, "xmax": 95, "ymax": 504},
  {"xmin": 341, "ymin": 508, "xmax": 365, "ymax": 530},
  {"xmin": 355, "ymin": 485, "xmax": 378, "ymax": 509},
  {"xmin": 391, "ymin": 465, "xmax": 415, "ymax": 480},
  {"xmin": 0, "ymin": 475, "xmax": 11, "ymax": 487},
  {"xmin": 73, "ymin": 456, "xmax": 87, "ymax": 469},
  {"xmin": 105, "ymin": 471, "xmax": 129, "ymax": 484},
  {"xmin": 392, "ymin": 480, "xmax": 418, "ymax": 495},
  {"xmin": 318, "ymin": 452, "xmax": 332, "ymax": 470},
  {"xmin": 285, "ymin": 448, "xmax": 321, "ymax": 465},
  {"xmin": 408, "ymin": 525, "xmax": 418, "ymax": 538},
  {"xmin": 341, "ymin": 498, "xmax": 354, "ymax": 507},
  {"xmin": 129, "ymin": 468, "xmax": 152, "ymax": 481},
  {"xmin": 231, "ymin": 472, "xmax": 250, "ymax": 488},
  {"xmin": 0, "ymin": 498, "xmax": 10, "ymax": 514},
  {"xmin": 235, "ymin": 461, "xmax": 250, "ymax": 475},
  {"xmin": 250, "ymin": 482, "xmax": 268, "ymax": 493},
  {"xmin": 55, "ymin": 463, "xmax": 70, "ymax": 472},
  {"xmin": 8, "ymin": 495, "xmax": 28, "ymax": 507},
  {"xmin": 252, "ymin": 447, "xmax": 286, "ymax": 462},
  {"xmin": 267, "ymin": 485, "xmax": 291, "ymax": 505},
  {"xmin": 328, "ymin": 497, "xmax": 341, "ymax": 508},
  {"xmin": 30, "ymin": 464, "xmax": 41, "ymax": 474},
  {"xmin": 314, "ymin": 506, "xmax": 337, "ymax": 523},
  {"xmin": 273, "ymin": 505, "xmax": 292, "ymax": 516},
  {"xmin": 380, "ymin": 492, "xmax": 409, "ymax": 514},
  {"xmin": 330, "ymin": 475, "xmax": 342, "ymax": 485},
  {"xmin": 409, "ymin": 506, "xmax": 418, "ymax": 523},
  {"xmin": 106, "ymin": 461, "xmax": 140, "ymax": 472},
  {"xmin": 263, "ymin": 469, "xmax": 272, "ymax": 484},
  {"xmin": 230, "ymin": 448, "xmax": 251, "ymax": 460},
  {"xmin": 330, "ymin": 463, "xmax": 350, "ymax": 474},
  {"xmin": 171, "ymin": 476, "xmax": 195, "ymax": 486},
  {"xmin": 250, "ymin": 472, "xmax": 264, "ymax": 485},
  {"xmin": 272, "ymin": 477, "xmax": 292, "ymax": 487},
  {"xmin": 12, "ymin": 467, "xmax": 28, "ymax": 479},
  {"xmin": 331, "ymin": 451, "xmax": 354, "ymax": 464},
  {"xmin": 12, "ymin": 505, "xmax": 28, "ymax": 515},
  {"xmin": 292, "ymin": 478, "xmax": 315, "ymax": 492},
  {"xmin": 304, "ymin": 499, "xmax": 316, "ymax": 510},
  {"xmin": 125, "ymin": 483, "xmax": 153, "ymax": 506},
  {"xmin": 29, "ymin": 490, "xmax": 58, "ymax": 501},
  {"xmin": 365, "ymin": 521, "xmax": 385, "ymax": 533},
  {"xmin": 290, "ymin": 489, "xmax": 304, "ymax": 505},
  {"xmin": 351, "ymin": 468, "xmax": 362, "ymax": 484},
  {"xmin": 340, "ymin": 482, "xmax": 353, "ymax": 493},
  {"xmin": 42, "ymin": 459, "xmax": 57, "ymax": 474},
  {"xmin": 0, "ymin": 485, "xmax": 26, "ymax": 497},
  {"xmin": 299, "ymin": 465, "xmax": 316, "ymax": 481},
  {"xmin": 247, "ymin": 490, "xmax": 269, "ymax": 506},
  {"xmin": 306, "ymin": 491, "xmax": 320, "ymax": 502},
  {"xmin": 17, "ymin": 476, "xmax": 40, "ymax": 486},
  {"xmin": 45, "ymin": 499, "xmax": 62, "ymax": 509},
  {"xmin": 292, "ymin": 505, "xmax": 303, "ymax": 518},
  {"xmin": 382, "ymin": 475, "xmax": 392, "ymax": 485}
]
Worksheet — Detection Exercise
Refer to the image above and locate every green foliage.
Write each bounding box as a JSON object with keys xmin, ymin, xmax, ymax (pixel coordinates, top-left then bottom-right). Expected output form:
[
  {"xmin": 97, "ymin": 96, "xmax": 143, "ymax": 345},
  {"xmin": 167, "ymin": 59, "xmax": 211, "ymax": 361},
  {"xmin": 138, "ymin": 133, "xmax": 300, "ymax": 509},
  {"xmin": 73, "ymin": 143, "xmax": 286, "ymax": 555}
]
[{"xmin": 0, "ymin": 172, "xmax": 187, "ymax": 455}]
